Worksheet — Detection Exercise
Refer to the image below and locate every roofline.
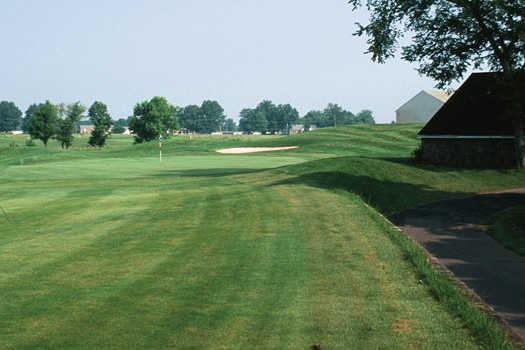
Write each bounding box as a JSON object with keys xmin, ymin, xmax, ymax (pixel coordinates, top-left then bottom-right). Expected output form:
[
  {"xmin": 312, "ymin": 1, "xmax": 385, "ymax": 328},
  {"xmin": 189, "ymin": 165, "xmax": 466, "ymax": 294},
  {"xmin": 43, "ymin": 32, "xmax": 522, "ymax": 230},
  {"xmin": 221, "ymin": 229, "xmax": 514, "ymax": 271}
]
[
  {"xmin": 417, "ymin": 135, "xmax": 518, "ymax": 139},
  {"xmin": 395, "ymin": 90, "xmax": 447, "ymax": 113}
]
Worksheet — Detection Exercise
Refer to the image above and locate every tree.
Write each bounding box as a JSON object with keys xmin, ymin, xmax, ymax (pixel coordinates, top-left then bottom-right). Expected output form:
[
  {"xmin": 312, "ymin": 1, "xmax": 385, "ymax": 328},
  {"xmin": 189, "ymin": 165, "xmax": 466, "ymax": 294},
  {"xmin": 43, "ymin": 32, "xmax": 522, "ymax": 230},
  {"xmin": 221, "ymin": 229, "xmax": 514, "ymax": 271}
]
[
  {"xmin": 28, "ymin": 101, "xmax": 58, "ymax": 146},
  {"xmin": 88, "ymin": 101, "xmax": 113, "ymax": 147},
  {"xmin": 200, "ymin": 100, "xmax": 225, "ymax": 133},
  {"xmin": 323, "ymin": 104, "xmax": 346, "ymax": 127},
  {"xmin": 348, "ymin": 0, "xmax": 525, "ymax": 168},
  {"xmin": 56, "ymin": 102, "xmax": 86, "ymax": 149},
  {"xmin": 112, "ymin": 118, "xmax": 129, "ymax": 134},
  {"xmin": 276, "ymin": 104, "xmax": 299, "ymax": 133},
  {"xmin": 129, "ymin": 96, "xmax": 178, "ymax": 143},
  {"xmin": 180, "ymin": 105, "xmax": 201, "ymax": 132},
  {"xmin": 355, "ymin": 110, "xmax": 376, "ymax": 124},
  {"xmin": 0, "ymin": 101, "xmax": 22, "ymax": 132},
  {"xmin": 112, "ymin": 124, "xmax": 126, "ymax": 134},
  {"xmin": 21, "ymin": 104, "xmax": 38, "ymax": 133},
  {"xmin": 302, "ymin": 110, "xmax": 324, "ymax": 129},
  {"xmin": 255, "ymin": 100, "xmax": 279, "ymax": 133},
  {"xmin": 239, "ymin": 108, "xmax": 267, "ymax": 133},
  {"xmin": 115, "ymin": 118, "xmax": 129, "ymax": 127},
  {"xmin": 223, "ymin": 118, "xmax": 236, "ymax": 132}
]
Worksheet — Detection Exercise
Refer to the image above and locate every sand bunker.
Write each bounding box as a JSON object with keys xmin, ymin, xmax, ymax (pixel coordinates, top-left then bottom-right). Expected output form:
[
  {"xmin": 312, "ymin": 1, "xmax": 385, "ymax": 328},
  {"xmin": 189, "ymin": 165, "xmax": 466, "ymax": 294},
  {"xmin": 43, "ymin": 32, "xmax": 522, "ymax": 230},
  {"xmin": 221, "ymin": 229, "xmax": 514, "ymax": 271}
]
[{"xmin": 216, "ymin": 146, "xmax": 299, "ymax": 154}]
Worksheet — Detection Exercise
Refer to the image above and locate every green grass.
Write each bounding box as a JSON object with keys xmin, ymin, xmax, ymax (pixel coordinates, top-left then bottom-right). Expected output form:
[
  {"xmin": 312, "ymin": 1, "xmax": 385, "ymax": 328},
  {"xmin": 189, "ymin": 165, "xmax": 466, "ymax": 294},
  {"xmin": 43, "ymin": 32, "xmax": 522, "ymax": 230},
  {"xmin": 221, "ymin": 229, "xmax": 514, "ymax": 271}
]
[
  {"xmin": 1, "ymin": 125, "xmax": 524, "ymax": 349},
  {"xmin": 488, "ymin": 205, "xmax": 525, "ymax": 257}
]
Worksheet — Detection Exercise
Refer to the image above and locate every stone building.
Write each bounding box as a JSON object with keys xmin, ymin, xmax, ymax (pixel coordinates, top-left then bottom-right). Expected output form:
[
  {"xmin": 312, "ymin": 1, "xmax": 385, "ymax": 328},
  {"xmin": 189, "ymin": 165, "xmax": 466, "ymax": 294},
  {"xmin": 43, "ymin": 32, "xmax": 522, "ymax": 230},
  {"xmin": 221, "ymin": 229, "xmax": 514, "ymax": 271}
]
[{"xmin": 417, "ymin": 72, "xmax": 524, "ymax": 168}]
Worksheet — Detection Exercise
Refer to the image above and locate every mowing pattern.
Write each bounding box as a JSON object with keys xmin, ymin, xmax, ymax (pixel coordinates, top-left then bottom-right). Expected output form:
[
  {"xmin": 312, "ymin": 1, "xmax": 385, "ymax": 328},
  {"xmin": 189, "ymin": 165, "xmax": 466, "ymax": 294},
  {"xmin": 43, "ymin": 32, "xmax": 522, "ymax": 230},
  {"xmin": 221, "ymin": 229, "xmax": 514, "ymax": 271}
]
[
  {"xmin": 1, "ymin": 158, "xmax": 479, "ymax": 349},
  {"xmin": 1, "ymin": 125, "xmax": 524, "ymax": 349}
]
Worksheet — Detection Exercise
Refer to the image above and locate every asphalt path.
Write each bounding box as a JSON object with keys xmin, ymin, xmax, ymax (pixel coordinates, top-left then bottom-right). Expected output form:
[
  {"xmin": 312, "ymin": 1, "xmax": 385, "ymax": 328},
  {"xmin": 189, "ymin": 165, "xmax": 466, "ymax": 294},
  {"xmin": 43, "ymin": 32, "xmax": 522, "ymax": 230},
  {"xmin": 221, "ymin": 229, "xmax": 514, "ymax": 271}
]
[{"xmin": 390, "ymin": 188, "xmax": 525, "ymax": 341}]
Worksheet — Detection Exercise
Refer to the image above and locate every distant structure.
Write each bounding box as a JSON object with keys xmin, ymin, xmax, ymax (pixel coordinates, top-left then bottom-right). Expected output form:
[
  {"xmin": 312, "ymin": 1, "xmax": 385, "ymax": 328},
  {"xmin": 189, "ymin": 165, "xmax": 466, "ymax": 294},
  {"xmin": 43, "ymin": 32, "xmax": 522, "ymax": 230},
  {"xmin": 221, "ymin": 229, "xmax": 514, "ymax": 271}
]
[
  {"xmin": 79, "ymin": 125, "xmax": 95, "ymax": 134},
  {"xmin": 290, "ymin": 124, "xmax": 305, "ymax": 135},
  {"xmin": 418, "ymin": 72, "xmax": 524, "ymax": 168},
  {"xmin": 396, "ymin": 90, "xmax": 452, "ymax": 124},
  {"xmin": 10, "ymin": 130, "xmax": 23, "ymax": 135}
]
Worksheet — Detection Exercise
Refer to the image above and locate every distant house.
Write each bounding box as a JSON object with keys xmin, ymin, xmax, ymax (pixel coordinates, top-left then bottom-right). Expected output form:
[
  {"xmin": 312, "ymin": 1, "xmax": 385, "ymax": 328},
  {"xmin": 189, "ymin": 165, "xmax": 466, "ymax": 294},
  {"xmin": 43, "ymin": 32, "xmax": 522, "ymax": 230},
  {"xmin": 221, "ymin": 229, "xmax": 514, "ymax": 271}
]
[
  {"xmin": 417, "ymin": 72, "xmax": 525, "ymax": 168},
  {"xmin": 10, "ymin": 130, "xmax": 23, "ymax": 135},
  {"xmin": 79, "ymin": 125, "xmax": 95, "ymax": 134},
  {"xmin": 122, "ymin": 127, "xmax": 131, "ymax": 135},
  {"xmin": 396, "ymin": 90, "xmax": 452, "ymax": 124},
  {"xmin": 290, "ymin": 124, "xmax": 305, "ymax": 135}
]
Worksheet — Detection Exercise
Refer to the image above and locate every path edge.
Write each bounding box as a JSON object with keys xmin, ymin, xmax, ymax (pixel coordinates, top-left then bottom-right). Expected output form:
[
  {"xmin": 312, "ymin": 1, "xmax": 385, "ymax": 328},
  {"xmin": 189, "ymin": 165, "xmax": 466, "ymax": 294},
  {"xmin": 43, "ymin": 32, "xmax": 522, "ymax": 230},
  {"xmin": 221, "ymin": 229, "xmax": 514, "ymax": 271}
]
[{"xmin": 375, "ymin": 202, "xmax": 525, "ymax": 348}]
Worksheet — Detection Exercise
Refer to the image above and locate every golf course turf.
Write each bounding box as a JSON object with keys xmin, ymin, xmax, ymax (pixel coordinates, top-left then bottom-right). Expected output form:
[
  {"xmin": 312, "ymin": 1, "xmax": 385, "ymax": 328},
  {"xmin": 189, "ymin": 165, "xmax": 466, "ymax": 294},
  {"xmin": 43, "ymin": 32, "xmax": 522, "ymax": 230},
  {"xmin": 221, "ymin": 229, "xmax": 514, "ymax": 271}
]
[{"xmin": 1, "ymin": 124, "xmax": 524, "ymax": 349}]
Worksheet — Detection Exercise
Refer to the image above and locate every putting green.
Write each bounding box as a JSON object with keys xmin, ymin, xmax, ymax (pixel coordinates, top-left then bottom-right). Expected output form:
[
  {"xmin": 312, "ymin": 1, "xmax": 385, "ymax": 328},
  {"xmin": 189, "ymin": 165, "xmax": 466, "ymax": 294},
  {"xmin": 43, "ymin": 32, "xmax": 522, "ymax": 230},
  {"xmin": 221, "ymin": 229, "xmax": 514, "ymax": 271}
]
[{"xmin": 1, "ymin": 155, "xmax": 306, "ymax": 181}]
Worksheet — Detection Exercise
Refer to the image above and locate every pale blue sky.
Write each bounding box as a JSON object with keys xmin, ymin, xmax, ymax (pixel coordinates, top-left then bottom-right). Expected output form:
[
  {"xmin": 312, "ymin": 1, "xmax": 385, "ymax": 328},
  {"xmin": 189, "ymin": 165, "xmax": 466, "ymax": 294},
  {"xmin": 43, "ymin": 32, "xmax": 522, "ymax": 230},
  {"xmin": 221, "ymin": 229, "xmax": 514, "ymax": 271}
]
[{"xmin": 0, "ymin": 0, "xmax": 454, "ymax": 123}]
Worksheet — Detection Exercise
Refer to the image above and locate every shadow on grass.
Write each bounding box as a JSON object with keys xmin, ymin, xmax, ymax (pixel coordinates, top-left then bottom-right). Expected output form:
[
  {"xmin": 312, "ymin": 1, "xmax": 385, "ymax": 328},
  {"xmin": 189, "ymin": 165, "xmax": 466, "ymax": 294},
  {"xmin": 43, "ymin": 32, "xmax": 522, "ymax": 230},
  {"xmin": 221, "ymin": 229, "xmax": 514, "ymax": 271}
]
[
  {"xmin": 268, "ymin": 171, "xmax": 471, "ymax": 215},
  {"xmin": 378, "ymin": 156, "xmax": 517, "ymax": 173},
  {"xmin": 152, "ymin": 168, "xmax": 265, "ymax": 178}
]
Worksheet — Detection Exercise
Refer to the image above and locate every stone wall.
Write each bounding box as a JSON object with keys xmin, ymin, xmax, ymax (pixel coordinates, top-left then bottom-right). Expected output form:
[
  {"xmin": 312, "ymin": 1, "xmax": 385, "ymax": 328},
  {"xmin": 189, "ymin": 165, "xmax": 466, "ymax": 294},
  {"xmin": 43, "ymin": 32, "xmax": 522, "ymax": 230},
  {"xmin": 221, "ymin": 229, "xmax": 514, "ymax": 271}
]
[{"xmin": 419, "ymin": 138, "xmax": 522, "ymax": 168}]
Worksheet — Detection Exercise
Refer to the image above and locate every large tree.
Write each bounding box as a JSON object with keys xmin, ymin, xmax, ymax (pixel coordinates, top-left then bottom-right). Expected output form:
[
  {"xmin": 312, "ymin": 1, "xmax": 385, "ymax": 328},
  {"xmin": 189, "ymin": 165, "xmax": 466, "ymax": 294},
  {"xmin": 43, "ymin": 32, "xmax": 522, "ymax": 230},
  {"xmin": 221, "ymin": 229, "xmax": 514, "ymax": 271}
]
[
  {"xmin": 88, "ymin": 101, "xmax": 113, "ymax": 147},
  {"xmin": 255, "ymin": 100, "xmax": 279, "ymax": 133},
  {"xmin": 323, "ymin": 103, "xmax": 347, "ymax": 127},
  {"xmin": 56, "ymin": 102, "xmax": 86, "ymax": 149},
  {"xmin": 302, "ymin": 110, "xmax": 325, "ymax": 129},
  {"xmin": 199, "ymin": 100, "xmax": 225, "ymax": 133},
  {"xmin": 129, "ymin": 96, "xmax": 178, "ymax": 143},
  {"xmin": 180, "ymin": 105, "xmax": 201, "ymax": 132},
  {"xmin": 28, "ymin": 101, "xmax": 58, "ymax": 146},
  {"xmin": 276, "ymin": 104, "xmax": 300, "ymax": 133},
  {"xmin": 348, "ymin": 0, "xmax": 525, "ymax": 168},
  {"xmin": 239, "ymin": 108, "xmax": 267, "ymax": 133},
  {"xmin": 0, "ymin": 101, "xmax": 22, "ymax": 132}
]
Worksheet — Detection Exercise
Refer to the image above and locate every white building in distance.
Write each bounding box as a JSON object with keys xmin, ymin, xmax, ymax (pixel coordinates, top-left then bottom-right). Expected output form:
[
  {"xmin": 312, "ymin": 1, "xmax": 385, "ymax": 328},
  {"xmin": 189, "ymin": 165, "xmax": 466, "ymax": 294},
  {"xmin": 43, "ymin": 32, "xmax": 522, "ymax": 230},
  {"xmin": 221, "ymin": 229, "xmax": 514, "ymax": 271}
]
[{"xmin": 396, "ymin": 90, "xmax": 452, "ymax": 124}]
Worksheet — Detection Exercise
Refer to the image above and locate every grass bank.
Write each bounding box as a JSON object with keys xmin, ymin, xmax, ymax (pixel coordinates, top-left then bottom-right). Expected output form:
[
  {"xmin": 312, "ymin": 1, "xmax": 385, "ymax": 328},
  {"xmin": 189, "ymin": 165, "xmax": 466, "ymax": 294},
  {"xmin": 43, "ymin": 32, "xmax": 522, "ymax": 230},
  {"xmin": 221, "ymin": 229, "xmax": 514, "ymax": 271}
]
[{"xmin": 488, "ymin": 205, "xmax": 525, "ymax": 257}]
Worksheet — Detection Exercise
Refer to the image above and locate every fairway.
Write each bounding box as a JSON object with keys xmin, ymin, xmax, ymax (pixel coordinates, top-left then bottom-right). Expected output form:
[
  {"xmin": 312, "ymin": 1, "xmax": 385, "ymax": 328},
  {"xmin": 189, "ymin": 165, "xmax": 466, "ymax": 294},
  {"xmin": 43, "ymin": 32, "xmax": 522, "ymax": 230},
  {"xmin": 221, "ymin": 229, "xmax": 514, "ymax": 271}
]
[{"xmin": 2, "ymin": 125, "xmax": 524, "ymax": 349}]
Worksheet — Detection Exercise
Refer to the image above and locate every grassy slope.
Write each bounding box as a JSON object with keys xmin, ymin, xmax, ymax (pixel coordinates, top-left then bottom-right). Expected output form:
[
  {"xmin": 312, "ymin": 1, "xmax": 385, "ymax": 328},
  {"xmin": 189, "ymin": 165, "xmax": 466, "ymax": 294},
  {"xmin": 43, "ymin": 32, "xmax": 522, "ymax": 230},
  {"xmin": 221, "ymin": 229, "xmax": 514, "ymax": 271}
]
[
  {"xmin": 1, "ymin": 125, "xmax": 524, "ymax": 349},
  {"xmin": 488, "ymin": 205, "xmax": 525, "ymax": 257}
]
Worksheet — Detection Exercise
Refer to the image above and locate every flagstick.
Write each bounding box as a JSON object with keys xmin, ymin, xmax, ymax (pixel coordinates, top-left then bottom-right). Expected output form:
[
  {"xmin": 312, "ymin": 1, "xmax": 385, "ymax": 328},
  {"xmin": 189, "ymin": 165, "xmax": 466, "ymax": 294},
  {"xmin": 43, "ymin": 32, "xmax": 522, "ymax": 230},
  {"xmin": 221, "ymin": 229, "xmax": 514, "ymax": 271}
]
[{"xmin": 159, "ymin": 135, "xmax": 162, "ymax": 162}]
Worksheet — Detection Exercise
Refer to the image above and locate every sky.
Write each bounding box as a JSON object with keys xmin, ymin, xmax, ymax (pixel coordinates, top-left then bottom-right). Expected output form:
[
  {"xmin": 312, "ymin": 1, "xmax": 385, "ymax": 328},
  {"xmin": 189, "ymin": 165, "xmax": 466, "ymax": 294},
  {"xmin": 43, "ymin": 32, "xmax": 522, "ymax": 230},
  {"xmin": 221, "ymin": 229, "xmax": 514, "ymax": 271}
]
[{"xmin": 0, "ymin": 0, "xmax": 462, "ymax": 124}]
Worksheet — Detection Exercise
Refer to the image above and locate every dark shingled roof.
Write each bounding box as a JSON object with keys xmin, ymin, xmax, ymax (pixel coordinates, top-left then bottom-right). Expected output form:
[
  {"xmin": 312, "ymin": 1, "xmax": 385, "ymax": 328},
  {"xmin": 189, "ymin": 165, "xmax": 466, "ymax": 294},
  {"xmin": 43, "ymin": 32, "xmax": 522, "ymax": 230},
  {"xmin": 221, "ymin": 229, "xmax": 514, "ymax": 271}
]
[{"xmin": 419, "ymin": 72, "xmax": 525, "ymax": 137}]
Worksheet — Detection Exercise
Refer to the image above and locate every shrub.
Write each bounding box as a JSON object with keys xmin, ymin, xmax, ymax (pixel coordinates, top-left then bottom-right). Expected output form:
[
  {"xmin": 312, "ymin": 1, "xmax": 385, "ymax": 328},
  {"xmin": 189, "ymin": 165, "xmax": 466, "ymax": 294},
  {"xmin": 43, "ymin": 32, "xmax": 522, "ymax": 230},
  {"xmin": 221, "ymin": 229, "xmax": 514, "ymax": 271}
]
[{"xmin": 25, "ymin": 138, "xmax": 36, "ymax": 147}]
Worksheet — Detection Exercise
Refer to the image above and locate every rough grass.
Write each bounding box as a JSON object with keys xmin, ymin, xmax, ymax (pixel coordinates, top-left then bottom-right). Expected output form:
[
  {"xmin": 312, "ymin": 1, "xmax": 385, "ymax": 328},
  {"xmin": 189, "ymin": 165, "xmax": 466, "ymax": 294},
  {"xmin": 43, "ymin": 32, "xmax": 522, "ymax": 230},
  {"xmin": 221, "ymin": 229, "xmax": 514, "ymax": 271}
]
[
  {"xmin": 488, "ymin": 205, "xmax": 525, "ymax": 258},
  {"xmin": 1, "ymin": 125, "xmax": 524, "ymax": 349}
]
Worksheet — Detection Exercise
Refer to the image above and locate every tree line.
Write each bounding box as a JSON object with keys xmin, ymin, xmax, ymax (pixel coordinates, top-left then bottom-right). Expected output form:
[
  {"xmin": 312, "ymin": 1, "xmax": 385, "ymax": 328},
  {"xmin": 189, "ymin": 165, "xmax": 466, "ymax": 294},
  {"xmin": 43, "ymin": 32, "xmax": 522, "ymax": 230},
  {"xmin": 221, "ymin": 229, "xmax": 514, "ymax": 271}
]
[
  {"xmin": 238, "ymin": 100, "xmax": 375, "ymax": 134},
  {"xmin": 0, "ymin": 98, "xmax": 376, "ymax": 147},
  {"xmin": 3, "ymin": 100, "xmax": 113, "ymax": 148}
]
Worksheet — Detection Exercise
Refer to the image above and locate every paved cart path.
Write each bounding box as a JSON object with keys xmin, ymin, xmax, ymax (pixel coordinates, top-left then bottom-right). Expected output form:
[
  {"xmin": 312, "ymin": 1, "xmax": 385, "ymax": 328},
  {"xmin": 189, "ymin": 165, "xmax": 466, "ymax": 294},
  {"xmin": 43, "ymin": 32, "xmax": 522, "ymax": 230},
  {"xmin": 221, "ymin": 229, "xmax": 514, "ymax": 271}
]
[{"xmin": 389, "ymin": 188, "xmax": 525, "ymax": 341}]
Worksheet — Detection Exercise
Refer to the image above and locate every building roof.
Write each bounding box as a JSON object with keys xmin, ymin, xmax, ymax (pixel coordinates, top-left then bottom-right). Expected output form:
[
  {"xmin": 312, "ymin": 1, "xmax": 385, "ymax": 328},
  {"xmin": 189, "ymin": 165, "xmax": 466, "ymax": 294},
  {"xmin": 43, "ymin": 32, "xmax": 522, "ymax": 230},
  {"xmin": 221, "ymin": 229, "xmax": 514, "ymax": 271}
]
[
  {"xmin": 419, "ymin": 72, "xmax": 525, "ymax": 137},
  {"xmin": 395, "ymin": 89, "xmax": 451, "ymax": 113},
  {"xmin": 424, "ymin": 89, "xmax": 452, "ymax": 103}
]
